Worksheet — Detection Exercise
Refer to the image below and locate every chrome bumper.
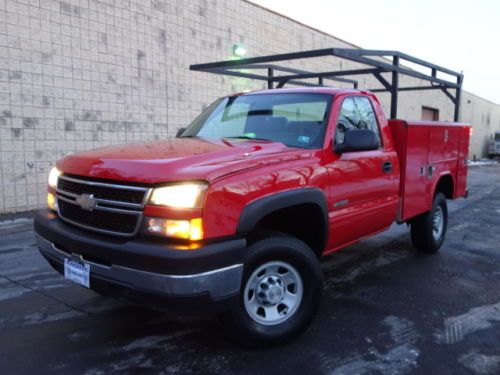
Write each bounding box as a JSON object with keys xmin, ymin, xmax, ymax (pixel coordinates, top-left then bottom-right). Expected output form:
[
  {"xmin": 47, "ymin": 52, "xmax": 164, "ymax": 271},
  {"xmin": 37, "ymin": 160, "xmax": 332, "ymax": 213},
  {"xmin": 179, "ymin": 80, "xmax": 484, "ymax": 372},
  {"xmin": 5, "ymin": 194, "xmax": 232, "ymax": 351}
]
[{"xmin": 36, "ymin": 234, "xmax": 243, "ymax": 300}]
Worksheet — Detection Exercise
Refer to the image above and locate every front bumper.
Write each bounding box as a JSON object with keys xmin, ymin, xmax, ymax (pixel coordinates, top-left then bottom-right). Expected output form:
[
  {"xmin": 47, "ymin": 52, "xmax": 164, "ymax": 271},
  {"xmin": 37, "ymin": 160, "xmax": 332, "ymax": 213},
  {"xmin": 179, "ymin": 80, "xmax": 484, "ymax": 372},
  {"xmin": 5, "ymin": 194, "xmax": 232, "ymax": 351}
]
[{"xmin": 35, "ymin": 209, "xmax": 246, "ymax": 313}]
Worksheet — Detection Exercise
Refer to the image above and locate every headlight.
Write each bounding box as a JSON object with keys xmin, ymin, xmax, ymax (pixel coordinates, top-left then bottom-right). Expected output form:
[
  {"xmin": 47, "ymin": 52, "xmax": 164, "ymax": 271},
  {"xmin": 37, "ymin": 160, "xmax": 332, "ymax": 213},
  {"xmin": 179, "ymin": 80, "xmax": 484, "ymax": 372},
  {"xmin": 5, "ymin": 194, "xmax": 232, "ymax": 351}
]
[
  {"xmin": 48, "ymin": 167, "xmax": 61, "ymax": 189},
  {"xmin": 149, "ymin": 183, "xmax": 208, "ymax": 209}
]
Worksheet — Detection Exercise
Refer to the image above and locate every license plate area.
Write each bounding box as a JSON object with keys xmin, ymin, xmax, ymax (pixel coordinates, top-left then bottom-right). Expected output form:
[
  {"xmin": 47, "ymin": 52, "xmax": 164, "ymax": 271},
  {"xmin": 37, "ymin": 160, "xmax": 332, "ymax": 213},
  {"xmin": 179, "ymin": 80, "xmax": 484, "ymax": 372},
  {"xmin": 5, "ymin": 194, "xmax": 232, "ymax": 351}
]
[{"xmin": 64, "ymin": 258, "xmax": 90, "ymax": 288}]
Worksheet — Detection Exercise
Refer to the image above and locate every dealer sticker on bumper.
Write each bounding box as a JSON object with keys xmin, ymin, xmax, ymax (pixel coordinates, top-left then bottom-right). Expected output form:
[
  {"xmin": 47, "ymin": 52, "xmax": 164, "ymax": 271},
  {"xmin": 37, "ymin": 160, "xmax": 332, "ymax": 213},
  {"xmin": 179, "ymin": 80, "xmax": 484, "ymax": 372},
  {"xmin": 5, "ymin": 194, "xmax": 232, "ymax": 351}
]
[{"xmin": 64, "ymin": 259, "xmax": 90, "ymax": 288}]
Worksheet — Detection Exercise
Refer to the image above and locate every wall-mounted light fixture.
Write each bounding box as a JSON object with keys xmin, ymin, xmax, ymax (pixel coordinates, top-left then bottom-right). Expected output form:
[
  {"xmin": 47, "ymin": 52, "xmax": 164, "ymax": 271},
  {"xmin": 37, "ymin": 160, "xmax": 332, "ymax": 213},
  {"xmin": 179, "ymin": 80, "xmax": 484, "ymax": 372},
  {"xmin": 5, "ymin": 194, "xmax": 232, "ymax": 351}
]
[{"xmin": 232, "ymin": 43, "xmax": 247, "ymax": 58}]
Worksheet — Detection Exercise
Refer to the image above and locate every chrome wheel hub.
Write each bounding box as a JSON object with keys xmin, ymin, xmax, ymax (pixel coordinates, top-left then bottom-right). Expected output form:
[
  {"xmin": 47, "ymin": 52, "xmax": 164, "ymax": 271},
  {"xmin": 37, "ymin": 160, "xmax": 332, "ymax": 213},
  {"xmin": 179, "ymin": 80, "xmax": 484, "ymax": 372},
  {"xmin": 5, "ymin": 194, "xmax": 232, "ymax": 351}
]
[
  {"xmin": 432, "ymin": 206, "xmax": 444, "ymax": 241},
  {"xmin": 257, "ymin": 275, "xmax": 285, "ymax": 305},
  {"xmin": 244, "ymin": 261, "xmax": 303, "ymax": 326}
]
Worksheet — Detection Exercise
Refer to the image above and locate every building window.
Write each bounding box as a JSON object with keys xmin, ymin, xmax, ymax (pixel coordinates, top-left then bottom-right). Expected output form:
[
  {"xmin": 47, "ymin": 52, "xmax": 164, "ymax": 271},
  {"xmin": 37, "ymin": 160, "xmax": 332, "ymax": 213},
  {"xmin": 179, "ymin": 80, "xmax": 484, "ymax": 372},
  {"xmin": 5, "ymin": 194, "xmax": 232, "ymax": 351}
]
[{"xmin": 422, "ymin": 106, "xmax": 439, "ymax": 121}]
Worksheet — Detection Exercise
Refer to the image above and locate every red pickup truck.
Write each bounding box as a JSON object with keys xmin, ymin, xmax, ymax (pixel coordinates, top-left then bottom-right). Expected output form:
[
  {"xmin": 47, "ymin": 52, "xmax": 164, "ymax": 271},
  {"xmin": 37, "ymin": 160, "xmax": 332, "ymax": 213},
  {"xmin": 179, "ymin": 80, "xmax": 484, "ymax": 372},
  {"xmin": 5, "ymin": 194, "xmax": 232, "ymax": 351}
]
[{"xmin": 35, "ymin": 86, "xmax": 470, "ymax": 344}]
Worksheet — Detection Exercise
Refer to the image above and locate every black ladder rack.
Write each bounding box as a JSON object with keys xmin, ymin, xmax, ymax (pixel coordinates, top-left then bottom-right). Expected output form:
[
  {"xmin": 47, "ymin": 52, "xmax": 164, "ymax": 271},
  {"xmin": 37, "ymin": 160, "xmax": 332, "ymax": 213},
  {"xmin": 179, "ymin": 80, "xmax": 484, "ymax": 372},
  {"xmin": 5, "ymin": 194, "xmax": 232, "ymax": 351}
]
[{"xmin": 190, "ymin": 48, "xmax": 463, "ymax": 121}]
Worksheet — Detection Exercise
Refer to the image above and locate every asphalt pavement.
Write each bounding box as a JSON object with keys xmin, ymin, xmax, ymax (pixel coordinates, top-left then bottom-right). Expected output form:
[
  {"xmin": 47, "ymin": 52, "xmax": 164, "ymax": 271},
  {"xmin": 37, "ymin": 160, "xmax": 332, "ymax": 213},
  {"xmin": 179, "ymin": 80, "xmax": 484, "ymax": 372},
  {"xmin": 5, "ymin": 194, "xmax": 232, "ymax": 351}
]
[{"xmin": 1, "ymin": 165, "xmax": 499, "ymax": 375}]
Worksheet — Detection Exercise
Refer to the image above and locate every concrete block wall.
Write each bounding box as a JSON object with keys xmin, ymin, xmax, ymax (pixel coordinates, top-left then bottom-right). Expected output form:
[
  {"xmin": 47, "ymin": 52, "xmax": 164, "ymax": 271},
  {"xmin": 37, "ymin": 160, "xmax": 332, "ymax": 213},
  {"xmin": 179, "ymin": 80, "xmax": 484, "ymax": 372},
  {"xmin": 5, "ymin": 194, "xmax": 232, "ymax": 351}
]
[
  {"xmin": 0, "ymin": 0, "xmax": 499, "ymax": 213},
  {"xmin": 462, "ymin": 91, "xmax": 500, "ymax": 159}
]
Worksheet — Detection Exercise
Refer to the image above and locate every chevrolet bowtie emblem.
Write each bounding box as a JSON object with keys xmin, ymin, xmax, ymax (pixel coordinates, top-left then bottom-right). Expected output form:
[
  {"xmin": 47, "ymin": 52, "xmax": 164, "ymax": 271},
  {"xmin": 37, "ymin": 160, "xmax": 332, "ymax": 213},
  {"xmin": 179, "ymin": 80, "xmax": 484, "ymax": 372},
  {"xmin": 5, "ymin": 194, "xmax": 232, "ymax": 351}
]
[{"xmin": 76, "ymin": 194, "xmax": 97, "ymax": 211}]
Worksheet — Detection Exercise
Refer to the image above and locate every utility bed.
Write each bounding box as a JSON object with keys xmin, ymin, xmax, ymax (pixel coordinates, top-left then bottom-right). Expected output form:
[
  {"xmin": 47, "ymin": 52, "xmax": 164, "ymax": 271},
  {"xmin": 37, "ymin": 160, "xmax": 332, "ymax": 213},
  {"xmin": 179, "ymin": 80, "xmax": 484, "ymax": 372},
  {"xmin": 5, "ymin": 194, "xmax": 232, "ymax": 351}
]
[{"xmin": 389, "ymin": 120, "xmax": 470, "ymax": 221}]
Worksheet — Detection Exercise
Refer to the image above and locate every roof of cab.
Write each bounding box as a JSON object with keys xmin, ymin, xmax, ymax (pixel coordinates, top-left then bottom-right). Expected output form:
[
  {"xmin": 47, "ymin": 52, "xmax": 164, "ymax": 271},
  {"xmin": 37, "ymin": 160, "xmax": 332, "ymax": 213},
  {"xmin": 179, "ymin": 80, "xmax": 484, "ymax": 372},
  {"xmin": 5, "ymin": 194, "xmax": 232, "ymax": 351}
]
[{"xmin": 232, "ymin": 87, "xmax": 369, "ymax": 97}]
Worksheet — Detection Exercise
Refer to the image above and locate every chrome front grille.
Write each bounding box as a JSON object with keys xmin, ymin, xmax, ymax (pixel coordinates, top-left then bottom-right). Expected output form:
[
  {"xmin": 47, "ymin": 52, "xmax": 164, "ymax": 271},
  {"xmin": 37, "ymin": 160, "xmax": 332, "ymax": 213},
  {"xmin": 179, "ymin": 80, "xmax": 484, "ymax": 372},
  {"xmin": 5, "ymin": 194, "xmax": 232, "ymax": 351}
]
[{"xmin": 56, "ymin": 175, "xmax": 151, "ymax": 237}]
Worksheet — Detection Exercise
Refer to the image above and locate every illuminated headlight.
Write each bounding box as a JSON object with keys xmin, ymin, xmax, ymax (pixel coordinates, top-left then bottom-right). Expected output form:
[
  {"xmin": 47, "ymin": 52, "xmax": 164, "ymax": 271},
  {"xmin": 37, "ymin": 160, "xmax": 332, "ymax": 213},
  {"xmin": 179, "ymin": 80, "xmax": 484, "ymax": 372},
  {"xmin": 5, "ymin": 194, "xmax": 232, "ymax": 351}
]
[
  {"xmin": 48, "ymin": 167, "xmax": 61, "ymax": 189},
  {"xmin": 149, "ymin": 183, "xmax": 208, "ymax": 209},
  {"xmin": 144, "ymin": 217, "xmax": 203, "ymax": 241}
]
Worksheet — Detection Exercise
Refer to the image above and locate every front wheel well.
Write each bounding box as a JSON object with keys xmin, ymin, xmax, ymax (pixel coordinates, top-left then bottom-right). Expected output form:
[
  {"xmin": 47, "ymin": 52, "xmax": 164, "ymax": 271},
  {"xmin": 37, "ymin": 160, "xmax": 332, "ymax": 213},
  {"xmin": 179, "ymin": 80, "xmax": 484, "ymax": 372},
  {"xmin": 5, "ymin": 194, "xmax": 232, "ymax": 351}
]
[{"xmin": 247, "ymin": 203, "xmax": 326, "ymax": 257}]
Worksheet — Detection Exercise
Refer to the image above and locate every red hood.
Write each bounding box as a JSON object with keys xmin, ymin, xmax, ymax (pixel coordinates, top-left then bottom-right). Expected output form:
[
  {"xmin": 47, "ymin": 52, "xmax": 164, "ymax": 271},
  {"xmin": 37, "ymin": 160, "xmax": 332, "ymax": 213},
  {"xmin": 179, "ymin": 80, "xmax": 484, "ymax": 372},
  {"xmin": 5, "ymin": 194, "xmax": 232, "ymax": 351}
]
[{"xmin": 56, "ymin": 138, "xmax": 312, "ymax": 184}]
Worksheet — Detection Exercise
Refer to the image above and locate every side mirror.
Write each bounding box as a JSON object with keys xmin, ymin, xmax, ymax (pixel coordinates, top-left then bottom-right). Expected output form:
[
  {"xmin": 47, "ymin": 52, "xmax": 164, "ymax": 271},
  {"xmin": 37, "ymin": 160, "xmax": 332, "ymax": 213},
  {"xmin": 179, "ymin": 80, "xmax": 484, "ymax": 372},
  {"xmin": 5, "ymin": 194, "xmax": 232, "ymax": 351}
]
[
  {"xmin": 176, "ymin": 127, "xmax": 187, "ymax": 138},
  {"xmin": 334, "ymin": 129, "xmax": 379, "ymax": 154}
]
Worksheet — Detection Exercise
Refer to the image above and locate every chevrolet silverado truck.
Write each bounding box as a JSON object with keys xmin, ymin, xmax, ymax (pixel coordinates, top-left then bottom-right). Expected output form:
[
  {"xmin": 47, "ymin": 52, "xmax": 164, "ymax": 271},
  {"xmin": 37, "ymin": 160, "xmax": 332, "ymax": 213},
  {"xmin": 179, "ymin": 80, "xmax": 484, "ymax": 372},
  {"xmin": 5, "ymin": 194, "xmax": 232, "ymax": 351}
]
[{"xmin": 35, "ymin": 50, "xmax": 470, "ymax": 345}]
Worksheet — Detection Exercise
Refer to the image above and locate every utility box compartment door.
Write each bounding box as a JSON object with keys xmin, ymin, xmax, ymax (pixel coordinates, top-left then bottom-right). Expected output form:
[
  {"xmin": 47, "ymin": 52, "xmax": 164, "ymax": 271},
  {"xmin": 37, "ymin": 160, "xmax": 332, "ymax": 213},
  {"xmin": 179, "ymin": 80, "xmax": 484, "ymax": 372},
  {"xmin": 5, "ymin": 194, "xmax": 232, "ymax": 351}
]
[
  {"xmin": 388, "ymin": 120, "xmax": 433, "ymax": 222},
  {"xmin": 402, "ymin": 125, "xmax": 432, "ymax": 220},
  {"xmin": 428, "ymin": 126, "xmax": 460, "ymax": 164}
]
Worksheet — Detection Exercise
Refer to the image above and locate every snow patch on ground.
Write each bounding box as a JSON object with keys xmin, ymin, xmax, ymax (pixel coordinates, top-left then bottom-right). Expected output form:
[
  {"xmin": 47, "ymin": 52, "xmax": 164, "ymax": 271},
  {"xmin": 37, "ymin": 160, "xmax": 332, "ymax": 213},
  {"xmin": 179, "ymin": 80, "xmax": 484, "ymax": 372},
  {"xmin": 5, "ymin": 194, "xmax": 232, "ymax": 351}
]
[
  {"xmin": 67, "ymin": 332, "xmax": 91, "ymax": 342},
  {"xmin": 435, "ymin": 300, "xmax": 500, "ymax": 344},
  {"xmin": 458, "ymin": 350, "xmax": 500, "ymax": 375},
  {"xmin": 85, "ymin": 353, "xmax": 150, "ymax": 374},
  {"xmin": 324, "ymin": 252, "xmax": 406, "ymax": 288},
  {"xmin": 23, "ymin": 310, "xmax": 86, "ymax": 325},
  {"xmin": 330, "ymin": 344, "xmax": 420, "ymax": 375},
  {"xmin": 327, "ymin": 316, "xmax": 420, "ymax": 375},
  {"xmin": 120, "ymin": 335, "xmax": 180, "ymax": 352},
  {"xmin": 448, "ymin": 222, "xmax": 472, "ymax": 232},
  {"xmin": 0, "ymin": 278, "xmax": 29, "ymax": 301},
  {"xmin": 83, "ymin": 329, "xmax": 235, "ymax": 375},
  {"xmin": 0, "ymin": 218, "xmax": 33, "ymax": 229},
  {"xmin": 468, "ymin": 159, "xmax": 498, "ymax": 167},
  {"xmin": 383, "ymin": 316, "xmax": 419, "ymax": 345}
]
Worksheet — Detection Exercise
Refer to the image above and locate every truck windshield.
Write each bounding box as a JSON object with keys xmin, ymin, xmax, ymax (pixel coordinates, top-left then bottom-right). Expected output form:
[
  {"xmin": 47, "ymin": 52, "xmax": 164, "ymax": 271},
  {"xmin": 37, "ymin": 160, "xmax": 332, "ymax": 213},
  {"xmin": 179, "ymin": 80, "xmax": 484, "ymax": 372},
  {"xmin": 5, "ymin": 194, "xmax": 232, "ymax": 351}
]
[
  {"xmin": 495, "ymin": 133, "xmax": 500, "ymax": 141},
  {"xmin": 181, "ymin": 93, "xmax": 332, "ymax": 149}
]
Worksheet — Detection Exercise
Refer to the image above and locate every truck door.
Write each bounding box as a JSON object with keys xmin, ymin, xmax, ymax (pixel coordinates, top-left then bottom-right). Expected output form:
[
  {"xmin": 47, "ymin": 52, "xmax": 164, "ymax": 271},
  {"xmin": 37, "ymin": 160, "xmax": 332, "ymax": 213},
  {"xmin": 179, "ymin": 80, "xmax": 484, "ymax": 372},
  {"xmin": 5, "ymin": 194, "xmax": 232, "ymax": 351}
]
[{"xmin": 326, "ymin": 95, "xmax": 400, "ymax": 250}]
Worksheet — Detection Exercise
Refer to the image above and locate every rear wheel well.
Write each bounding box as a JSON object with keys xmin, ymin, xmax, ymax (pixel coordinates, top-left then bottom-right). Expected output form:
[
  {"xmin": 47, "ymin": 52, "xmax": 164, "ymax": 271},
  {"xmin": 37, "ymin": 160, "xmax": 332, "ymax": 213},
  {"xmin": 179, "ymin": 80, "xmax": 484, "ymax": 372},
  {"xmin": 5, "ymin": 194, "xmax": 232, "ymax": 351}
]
[
  {"xmin": 248, "ymin": 204, "xmax": 326, "ymax": 257},
  {"xmin": 435, "ymin": 174, "xmax": 454, "ymax": 199}
]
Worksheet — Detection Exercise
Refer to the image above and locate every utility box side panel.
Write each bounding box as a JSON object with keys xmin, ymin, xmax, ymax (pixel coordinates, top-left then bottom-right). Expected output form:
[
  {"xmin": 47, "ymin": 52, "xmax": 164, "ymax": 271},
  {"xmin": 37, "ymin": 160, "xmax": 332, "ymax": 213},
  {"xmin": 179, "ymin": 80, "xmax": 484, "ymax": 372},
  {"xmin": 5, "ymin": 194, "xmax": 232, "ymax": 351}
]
[
  {"xmin": 428, "ymin": 126, "xmax": 460, "ymax": 164},
  {"xmin": 388, "ymin": 120, "xmax": 470, "ymax": 221},
  {"xmin": 424, "ymin": 122, "xmax": 470, "ymax": 201},
  {"xmin": 428, "ymin": 125, "xmax": 461, "ymax": 202}
]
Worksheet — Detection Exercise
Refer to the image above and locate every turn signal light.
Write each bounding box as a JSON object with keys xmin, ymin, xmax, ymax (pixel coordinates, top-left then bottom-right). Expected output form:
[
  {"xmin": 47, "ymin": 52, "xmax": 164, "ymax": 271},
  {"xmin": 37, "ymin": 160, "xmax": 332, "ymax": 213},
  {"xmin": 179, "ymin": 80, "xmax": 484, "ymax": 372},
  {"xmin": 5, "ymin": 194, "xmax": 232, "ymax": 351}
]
[
  {"xmin": 47, "ymin": 192, "xmax": 58, "ymax": 211},
  {"xmin": 145, "ymin": 217, "xmax": 203, "ymax": 241}
]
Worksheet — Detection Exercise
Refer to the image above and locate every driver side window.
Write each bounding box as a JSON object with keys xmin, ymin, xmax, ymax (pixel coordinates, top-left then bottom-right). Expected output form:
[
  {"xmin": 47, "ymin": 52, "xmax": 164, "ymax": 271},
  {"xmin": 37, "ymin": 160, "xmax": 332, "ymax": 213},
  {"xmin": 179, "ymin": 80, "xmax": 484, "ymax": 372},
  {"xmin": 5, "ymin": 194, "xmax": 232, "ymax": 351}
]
[{"xmin": 334, "ymin": 96, "xmax": 381, "ymax": 147}]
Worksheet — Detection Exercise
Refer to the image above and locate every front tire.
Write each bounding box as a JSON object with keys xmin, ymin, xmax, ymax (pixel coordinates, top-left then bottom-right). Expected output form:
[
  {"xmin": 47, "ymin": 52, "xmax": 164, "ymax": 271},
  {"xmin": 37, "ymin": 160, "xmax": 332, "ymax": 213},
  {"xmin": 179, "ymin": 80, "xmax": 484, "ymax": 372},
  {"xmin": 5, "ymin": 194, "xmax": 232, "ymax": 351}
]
[
  {"xmin": 222, "ymin": 235, "xmax": 322, "ymax": 346},
  {"xmin": 410, "ymin": 192, "xmax": 448, "ymax": 253}
]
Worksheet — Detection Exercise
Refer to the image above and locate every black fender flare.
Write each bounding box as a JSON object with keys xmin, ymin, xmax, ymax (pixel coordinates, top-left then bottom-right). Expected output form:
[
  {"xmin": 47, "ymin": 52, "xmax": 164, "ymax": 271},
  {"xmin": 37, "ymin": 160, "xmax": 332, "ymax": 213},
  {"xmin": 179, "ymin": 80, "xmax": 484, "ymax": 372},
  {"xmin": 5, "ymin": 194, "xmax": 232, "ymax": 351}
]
[{"xmin": 237, "ymin": 188, "xmax": 329, "ymax": 251}]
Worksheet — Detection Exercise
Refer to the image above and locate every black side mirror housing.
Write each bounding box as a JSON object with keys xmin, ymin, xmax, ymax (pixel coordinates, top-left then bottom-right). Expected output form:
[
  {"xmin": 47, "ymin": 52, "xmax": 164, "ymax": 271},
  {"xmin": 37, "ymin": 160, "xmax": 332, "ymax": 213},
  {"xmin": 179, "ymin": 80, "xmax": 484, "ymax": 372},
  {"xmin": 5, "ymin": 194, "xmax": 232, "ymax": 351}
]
[
  {"xmin": 334, "ymin": 129, "xmax": 379, "ymax": 154},
  {"xmin": 176, "ymin": 128, "xmax": 187, "ymax": 138}
]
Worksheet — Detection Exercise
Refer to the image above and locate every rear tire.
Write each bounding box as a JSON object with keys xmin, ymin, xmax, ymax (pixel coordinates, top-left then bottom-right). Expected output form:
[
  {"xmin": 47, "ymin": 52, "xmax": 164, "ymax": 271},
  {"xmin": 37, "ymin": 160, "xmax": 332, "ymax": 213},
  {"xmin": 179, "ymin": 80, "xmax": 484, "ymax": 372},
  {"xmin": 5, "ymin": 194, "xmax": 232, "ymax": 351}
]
[
  {"xmin": 410, "ymin": 192, "xmax": 448, "ymax": 253},
  {"xmin": 222, "ymin": 234, "xmax": 322, "ymax": 347}
]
